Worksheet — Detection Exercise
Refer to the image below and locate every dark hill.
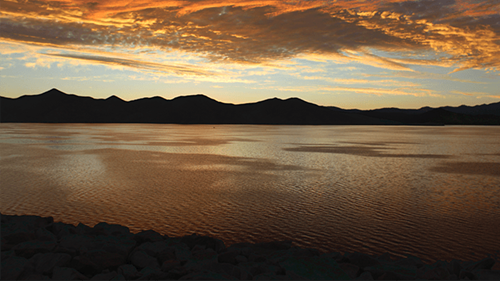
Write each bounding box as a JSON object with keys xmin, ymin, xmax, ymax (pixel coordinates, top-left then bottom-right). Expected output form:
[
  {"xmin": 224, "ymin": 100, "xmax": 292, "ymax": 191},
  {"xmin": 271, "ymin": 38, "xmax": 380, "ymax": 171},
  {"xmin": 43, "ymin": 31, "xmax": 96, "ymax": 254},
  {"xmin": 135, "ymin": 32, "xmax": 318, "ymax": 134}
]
[
  {"xmin": 0, "ymin": 89, "xmax": 384, "ymax": 125},
  {"xmin": 1, "ymin": 89, "xmax": 499, "ymax": 125}
]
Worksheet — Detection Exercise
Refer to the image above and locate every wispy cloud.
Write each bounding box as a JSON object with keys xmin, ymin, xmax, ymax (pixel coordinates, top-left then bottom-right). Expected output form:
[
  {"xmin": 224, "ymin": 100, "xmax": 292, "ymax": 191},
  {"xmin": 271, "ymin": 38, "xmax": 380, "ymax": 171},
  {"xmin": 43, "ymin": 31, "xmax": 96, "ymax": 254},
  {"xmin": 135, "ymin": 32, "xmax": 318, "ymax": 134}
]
[
  {"xmin": 320, "ymin": 86, "xmax": 439, "ymax": 97},
  {"xmin": 43, "ymin": 52, "xmax": 216, "ymax": 76}
]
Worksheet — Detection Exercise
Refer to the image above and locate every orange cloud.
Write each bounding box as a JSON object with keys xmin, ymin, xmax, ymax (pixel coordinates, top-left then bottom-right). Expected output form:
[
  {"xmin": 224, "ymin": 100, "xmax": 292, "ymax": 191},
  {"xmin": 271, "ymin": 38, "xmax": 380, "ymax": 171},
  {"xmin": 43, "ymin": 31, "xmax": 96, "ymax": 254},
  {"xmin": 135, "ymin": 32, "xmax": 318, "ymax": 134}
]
[{"xmin": 0, "ymin": 0, "xmax": 498, "ymax": 73}]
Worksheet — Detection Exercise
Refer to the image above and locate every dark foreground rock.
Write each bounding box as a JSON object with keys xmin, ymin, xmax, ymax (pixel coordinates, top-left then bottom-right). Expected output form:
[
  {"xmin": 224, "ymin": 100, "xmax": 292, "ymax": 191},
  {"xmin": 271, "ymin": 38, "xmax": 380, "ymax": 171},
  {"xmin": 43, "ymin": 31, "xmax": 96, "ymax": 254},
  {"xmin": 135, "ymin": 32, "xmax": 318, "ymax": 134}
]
[{"xmin": 2, "ymin": 213, "xmax": 499, "ymax": 280}]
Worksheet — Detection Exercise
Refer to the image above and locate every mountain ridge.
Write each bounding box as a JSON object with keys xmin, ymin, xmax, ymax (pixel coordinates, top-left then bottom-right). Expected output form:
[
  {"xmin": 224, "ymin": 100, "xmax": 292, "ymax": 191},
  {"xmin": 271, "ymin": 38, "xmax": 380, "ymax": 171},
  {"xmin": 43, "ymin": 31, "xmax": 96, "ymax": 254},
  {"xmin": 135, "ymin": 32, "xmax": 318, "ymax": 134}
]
[{"xmin": 1, "ymin": 88, "xmax": 499, "ymax": 125}]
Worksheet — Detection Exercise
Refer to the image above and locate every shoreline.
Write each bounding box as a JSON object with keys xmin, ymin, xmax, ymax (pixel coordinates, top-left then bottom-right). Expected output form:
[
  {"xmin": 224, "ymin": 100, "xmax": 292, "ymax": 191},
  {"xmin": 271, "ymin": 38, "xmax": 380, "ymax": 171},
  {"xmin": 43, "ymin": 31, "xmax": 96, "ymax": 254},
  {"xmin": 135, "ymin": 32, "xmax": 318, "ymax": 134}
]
[{"xmin": 2, "ymin": 213, "xmax": 499, "ymax": 280}]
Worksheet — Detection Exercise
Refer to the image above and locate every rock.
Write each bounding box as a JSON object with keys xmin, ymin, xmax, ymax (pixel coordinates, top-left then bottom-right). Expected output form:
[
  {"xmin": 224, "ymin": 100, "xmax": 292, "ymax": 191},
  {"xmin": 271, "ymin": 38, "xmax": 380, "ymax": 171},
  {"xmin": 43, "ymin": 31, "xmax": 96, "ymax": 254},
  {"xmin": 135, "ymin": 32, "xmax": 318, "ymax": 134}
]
[
  {"xmin": 319, "ymin": 251, "xmax": 344, "ymax": 262},
  {"xmin": 355, "ymin": 271, "xmax": 374, "ymax": 280},
  {"xmin": 36, "ymin": 227, "xmax": 57, "ymax": 242},
  {"xmin": 446, "ymin": 259, "xmax": 463, "ymax": 276},
  {"xmin": 47, "ymin": 221, "xmax": 81, "ymax": 239},
  {"xmin": 133, "ymin": 241, "xmax": 169, "ymax": 258},
  {"xmin": 170, "ymin": 242, "xmax": 192, "ymax": 261},
  {"xmin": 218, "ymin": 250, "xmax": 239, "ymax": 265},
  {"xmin": 92, "ymin": 222, "xmax": 132, "ymax": 238},
  {"xmin": 248, "ymin": 252, "xmax": 268, "ymax": 263},
  {"xmin": 131, "ymin": 250, "xmax": 160, "ymax": 270},
  {"xmin": 339, "ymin": 262, "xmax": 361, "ymax": 279},
  {"xmin": 1, "ymin": 255, "xmax": 30, "ymax": 280},
  {"xmin": 94, "ymin": 234, "xmax": 136, "ymax": 257},
  {"xmin": 76, "ymin": 222, "xmax": 93, "ymax": 235},
  {"xmin": 183, "ymin": 248, "xmax": 219, "ymax": 272},
  {"xmin": 345, "ymin": 252, "xmax": 382, "ymax": 269},
  {"xmin": 205, "ymin": 262, "xmax": 242, "ymax": 279},
  {"xmin": 90, "ymin": 270, "xmax": 118, "ymax": 280},
  {"xmin": 363, "ymin": 264, "xmax": 417, "ymax": 280},
  {"xmin": 180, "ymin": 233, "xmax": 226, "ymax": 253},
  {"xmin": 14, "ymin": 240, "xmax": 57, "ymax": 258},
  {"xmin": 394, "ymin": 255, "xmax": 425, "ymax": 269},
  {"xmin": 1, "ymin": 249, "xmax": 15, "ymax": 261},
  {"xmin": 71, "ymin": 250, "xmax": 126, "ymax": 276},
  {"xmin": 18, "ymin": 272, "xmax": 51, "ymax": 280},
  {"xmin": 161, "ymin": 259, "xmax": 182, "ymax": 272},
  {"xmin": 3, "ymin": 232, "xmax": 36, "ymax": 245},
  {"xmin": 137, "ymin": 266, "xmax": 163, "ymax": 280},
  {"xmin": 253, "ymin": 272, "xmax": 289, "ymax": 280},
  {"xmin": 178, "ymin": 270, "xmax": 234, "ymax": 280},
  {"xmin": 465, "ymin": 257, "xmax": 496, "ymax": 271},
  {"xmin": 133, "ymin": 229, "xmax": 165, "ymax": 244},
  {"xmin": 279, "ymin": 256, "xmax": 351, "ymax": 280},
  {"xmin": 287, "ymin": 247, "xmax": 321, "ymax": 258},
  {"xmin": 52, "ymin": 266, "xmax": 89, "ymax": 280},
  {"xmin": 236, "ymin": 255, "xmax": 248, "ymax": 264},
  {"xmin": 254, "ymin": 240, "xmax": 294, "ymax": 251},
  {"xmin": 111, "ymin": 274, "xmax": 126, "ymax": 280},
  {"xmin": 459, "ymin": 269, "xmax": 477, "ymax": 280},
  {"xmin": 474, "ymin": 269, "xmax": 500, "ymax": 280},
  {"xmin": 59, "ymin": 234, "xmax": 95, "ymax": 254},
  {"xmin": 117, "ymin": 264, "xmax": 140, "ymax": 280},
  {"xmin": 157, "ymin": 247, "xmax": 177, "ymax": 263},
  {"xmin": 30, "ymin": 252, "xmax": 72, "ymax": 274},
  {"xmin": 165, "ymin": 265, "xmax": 189, "ymax": 279}
]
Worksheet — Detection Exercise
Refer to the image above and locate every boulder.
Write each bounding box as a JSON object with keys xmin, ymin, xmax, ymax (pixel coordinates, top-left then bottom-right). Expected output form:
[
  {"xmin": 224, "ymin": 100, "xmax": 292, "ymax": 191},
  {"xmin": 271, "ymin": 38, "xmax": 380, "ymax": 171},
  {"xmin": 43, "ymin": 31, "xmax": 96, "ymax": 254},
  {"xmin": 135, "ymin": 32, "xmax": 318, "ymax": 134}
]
[
  {"xmin": 279, "ymin": 256, "xmax": 351, "ymax": 280},
  {"xmin": 94, "ymin": 235, "xmax": 136, "ymax": 257},
  {"xmin": 355, "ymin": 271, "xmax": 374, "ymax": 280},
  {"xmin": 14, "ymin": 240, "xmax": 57, "ymax": 258},
  {"xmin": 36, "ymin": 227, "xmax": 57, "ymax": 242},
  {"xmin": 130, "ymin": 250, "xmax": 160, "ymax": 270},
  {"xmin": 205, "ymin": 262, "xmax": 242, "ymax": 279},
  {"xmin": 90, "ymin": 270, "xmax": 118, "ymax": 280},
  {"xmin": 465, "ymin": 257, "xmax": 496, "ymax": 271},
  {"xmin": 30, "ymin": 252, "xmax": 72, "ymax": 274},
  {"xmin": 236, "ymin": 255, "xmax": 248, "ymax": 264},
  {"xmin": 183, "ymin": 248, "xmax": 219, "ymax": 272},
  {"xmin": 59, "ymin": 234, "xmax": 95, "ymax": 254},
  {"xmin": 157, "ymin": 247, "xmax": 177, "ymax": 263},
  {"xmin": 71, "ymin": 250, "xmax": 126, "ymax": 275},
  {"xmin": 180, "ymin": 233, "xmax": 226, "ymax": 253},
  {"xmin": 1, "ymin": 255, "xmax": 30, "ymax": 280},
  {"xmin": 345, "ymin": 252, "xmax": 382, "ymax": 269},
  {"xmin": 133, "ymin": 229, "xmax": 165, "ymax": 244},
  {"xmin": 178, "ymin": 271, "xmax": 234, "ymax": 280},
  {"xmin": 339, "ymin": 262, "xmax": 361, "ymax": 279},
  {"xmin": 475, "ymin": 269, "xmax": 500, "ymax": 280},
  {"xmin": 94, "ymin": 222, "xmax": 132, "ymax": 237},
  {"xmin": 132, "ymin": 241, "xmax": 169, "ymax": 258},
  {"xmin": 137, "ymin": 266, "xmax": 164, "ymax": 280},
  {"xmin": 254, "ymin": 240, "xmax": 294, "ymax": 251},
  {"xmin": 164, "ymin": 265, "xmax": 189, "ymax": 279},
  {"xmin": 52, "ymin": 266, "xmax": 89, "ymax": 280},
  {"xmin": 161, "ymin": 259, "xmax": 182, "ymax": 272},
  {"xmin": 117, "ymin": 264, "xmax": 140, "ymax": 280},
  {"xmin": 47, "ymin": 221, "xmax": 81, "ymax": 239},
  {"xmin": 253, "ymin": 272, "xmax": 289, "ymax": 280},
  {"xmin": 218, "ymin": 250, "xmax": 239, "ymax": 265}
]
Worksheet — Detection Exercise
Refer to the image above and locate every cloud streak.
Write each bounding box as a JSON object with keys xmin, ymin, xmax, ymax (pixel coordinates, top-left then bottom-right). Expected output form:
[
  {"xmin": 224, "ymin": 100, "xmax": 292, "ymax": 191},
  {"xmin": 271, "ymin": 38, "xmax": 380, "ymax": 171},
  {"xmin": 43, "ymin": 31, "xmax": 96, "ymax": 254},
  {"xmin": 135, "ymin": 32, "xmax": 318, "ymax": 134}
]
[{"xmin": 42, "ymin": 52, "xmax": 216, "ymax": 76}]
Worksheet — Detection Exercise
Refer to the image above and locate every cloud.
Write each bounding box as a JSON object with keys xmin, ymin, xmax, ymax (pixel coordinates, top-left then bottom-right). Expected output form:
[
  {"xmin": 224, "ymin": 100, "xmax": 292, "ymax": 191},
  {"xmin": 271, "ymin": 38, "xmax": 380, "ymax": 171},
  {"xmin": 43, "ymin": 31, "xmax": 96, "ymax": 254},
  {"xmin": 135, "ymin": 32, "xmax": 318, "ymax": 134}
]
[
  {"xmin": 320, "ymin": 86, "xmax": 439, "ymax": 97},
  {"xmin": 0, "ymin": 0, "xmax": 499, "ymax": 73},
  {"xmin": 42, "ymin": 52, "xmax": 216, "ymax": 76}
]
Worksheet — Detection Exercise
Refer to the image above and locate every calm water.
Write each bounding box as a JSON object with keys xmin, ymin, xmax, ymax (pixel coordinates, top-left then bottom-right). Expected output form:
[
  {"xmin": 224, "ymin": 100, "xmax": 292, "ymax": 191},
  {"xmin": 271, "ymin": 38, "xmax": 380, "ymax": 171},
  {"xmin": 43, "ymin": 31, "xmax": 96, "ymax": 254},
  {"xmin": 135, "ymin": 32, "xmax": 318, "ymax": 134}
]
[{"xmin": 1, "ymin": 123, "xmax": 499, "ymax": 264}]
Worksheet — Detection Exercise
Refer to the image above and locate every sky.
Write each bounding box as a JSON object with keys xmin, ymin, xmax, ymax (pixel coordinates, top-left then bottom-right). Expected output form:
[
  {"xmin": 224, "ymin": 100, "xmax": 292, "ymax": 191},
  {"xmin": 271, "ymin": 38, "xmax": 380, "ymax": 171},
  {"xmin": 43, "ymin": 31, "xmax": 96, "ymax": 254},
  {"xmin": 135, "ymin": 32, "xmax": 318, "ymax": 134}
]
[{"xmin": 0, "ymin": 0, "xmax": 499, "ymax": 110}]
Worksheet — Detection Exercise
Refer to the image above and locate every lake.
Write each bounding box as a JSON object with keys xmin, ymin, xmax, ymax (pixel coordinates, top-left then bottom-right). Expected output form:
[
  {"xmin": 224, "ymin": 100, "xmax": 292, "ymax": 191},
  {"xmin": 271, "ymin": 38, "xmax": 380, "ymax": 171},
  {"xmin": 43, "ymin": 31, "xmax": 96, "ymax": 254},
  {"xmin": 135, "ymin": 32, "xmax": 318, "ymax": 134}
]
[{"xmin": 1, "ymin": 123, "xmax": 499, "ymax": 264}]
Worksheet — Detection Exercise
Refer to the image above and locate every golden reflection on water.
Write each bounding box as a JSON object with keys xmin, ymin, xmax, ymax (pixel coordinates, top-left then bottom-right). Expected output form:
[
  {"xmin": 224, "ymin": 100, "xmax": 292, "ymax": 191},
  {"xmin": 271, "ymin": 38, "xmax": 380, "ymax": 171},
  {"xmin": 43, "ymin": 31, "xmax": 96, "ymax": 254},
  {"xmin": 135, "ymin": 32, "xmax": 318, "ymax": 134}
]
[{"xmin": 1, "ymin": 123, "xmax": 499, "ymax": 265}]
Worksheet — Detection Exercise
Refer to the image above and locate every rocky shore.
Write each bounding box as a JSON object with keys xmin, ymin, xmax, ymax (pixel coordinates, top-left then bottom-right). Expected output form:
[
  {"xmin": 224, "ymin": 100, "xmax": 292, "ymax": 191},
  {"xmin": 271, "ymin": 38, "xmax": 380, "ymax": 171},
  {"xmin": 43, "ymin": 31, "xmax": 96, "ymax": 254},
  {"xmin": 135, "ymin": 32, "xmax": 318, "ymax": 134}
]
[{"xmin": 2, "ymin": 213, "xmax": 499, "ymax": 280}]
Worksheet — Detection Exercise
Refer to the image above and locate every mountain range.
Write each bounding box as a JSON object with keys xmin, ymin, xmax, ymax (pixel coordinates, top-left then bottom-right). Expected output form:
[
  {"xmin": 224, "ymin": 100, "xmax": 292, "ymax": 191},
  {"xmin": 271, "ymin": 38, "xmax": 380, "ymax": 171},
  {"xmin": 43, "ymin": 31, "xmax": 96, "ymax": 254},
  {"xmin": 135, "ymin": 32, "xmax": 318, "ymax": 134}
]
[{"xmin": 1, "ymin": 88, "xmax": 499, "ymax": 125}]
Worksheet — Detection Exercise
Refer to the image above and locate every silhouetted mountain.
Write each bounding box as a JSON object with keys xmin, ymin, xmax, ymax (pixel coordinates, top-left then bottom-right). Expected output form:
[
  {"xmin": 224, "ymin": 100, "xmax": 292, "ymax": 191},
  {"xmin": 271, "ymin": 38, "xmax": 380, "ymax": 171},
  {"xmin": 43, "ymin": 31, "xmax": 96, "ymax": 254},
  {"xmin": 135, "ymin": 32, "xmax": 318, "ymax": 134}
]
[{"xmin": 1, "ymin": 88, "xmax": 499, "ymax": 125}]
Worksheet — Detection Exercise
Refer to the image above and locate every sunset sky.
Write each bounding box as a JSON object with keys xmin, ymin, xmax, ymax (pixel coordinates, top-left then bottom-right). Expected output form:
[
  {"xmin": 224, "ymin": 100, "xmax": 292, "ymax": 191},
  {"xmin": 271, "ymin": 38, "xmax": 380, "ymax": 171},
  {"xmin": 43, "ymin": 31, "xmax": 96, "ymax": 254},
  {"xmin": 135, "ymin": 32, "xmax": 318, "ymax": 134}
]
[{"xmin": 1, "ymin": 0, "xmax": 499, "ymax": 109}]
